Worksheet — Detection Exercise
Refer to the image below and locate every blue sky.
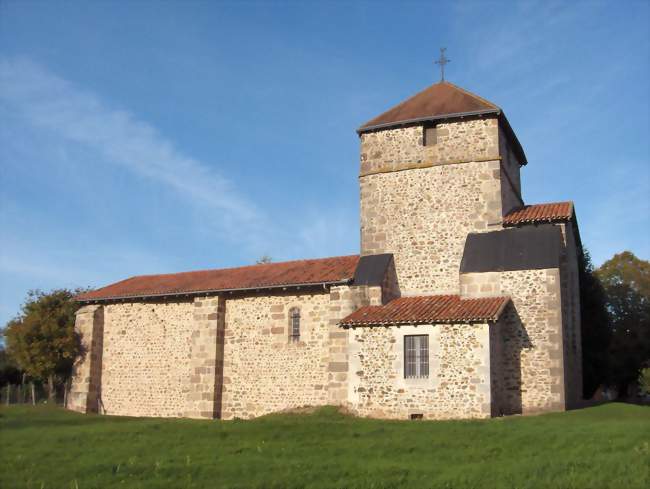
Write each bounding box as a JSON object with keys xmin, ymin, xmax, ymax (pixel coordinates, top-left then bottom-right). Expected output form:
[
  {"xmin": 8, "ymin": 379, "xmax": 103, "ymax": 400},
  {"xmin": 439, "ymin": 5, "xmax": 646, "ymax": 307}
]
[{"xmin": 0, "ymin": 0, "xmax": 648, "ymax": 325}]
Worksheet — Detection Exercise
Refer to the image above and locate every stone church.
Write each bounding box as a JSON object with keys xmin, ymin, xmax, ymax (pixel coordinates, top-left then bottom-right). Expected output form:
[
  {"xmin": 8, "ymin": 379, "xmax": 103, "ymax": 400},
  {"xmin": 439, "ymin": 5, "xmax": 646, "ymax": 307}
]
[{"xmin": 69, "ymin": 81, "xmax": 583, "ymax": 420}]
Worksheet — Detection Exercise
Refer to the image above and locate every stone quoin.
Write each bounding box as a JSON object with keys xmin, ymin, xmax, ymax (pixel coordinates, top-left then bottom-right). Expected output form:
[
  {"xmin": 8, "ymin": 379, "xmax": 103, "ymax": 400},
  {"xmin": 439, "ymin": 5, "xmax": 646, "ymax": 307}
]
[{"xmin": 69, "ymin": 80, "xmax": 583, "ymax": 420}]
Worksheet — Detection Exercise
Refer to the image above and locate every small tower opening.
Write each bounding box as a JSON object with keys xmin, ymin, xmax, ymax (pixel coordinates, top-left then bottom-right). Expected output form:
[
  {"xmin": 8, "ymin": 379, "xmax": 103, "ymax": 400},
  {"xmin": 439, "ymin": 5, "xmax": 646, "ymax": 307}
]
[{"xmin": 424, "ymin": 125, "xmax": 437, "ymax": 146}]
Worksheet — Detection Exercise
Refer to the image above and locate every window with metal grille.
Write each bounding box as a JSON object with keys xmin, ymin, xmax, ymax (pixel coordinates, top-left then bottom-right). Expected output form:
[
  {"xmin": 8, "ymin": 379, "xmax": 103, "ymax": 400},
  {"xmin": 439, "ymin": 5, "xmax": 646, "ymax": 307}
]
[
  {"xmin": 404, "ymin": 335, "xmax": 429, "ymax": 378},
  {"xmin": 289, "ymin": 307, "xmax": 300, "ymax": 342}
]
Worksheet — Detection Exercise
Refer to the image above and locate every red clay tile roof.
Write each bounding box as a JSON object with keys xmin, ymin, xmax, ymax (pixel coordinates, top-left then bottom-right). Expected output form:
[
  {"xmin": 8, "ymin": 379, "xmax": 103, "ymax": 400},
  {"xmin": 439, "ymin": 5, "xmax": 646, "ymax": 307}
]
[
  {"xmin": 339, "ymin": 295, "xmax": 510, "ymax": 326},
  {"xmin": 503, "ymin": 202, "xmax": 573, "ymax": 226},
  {"xmin": 358, "ymin": 81, "xmax": 500, "ymax": 133},
  {"xmin": 77, "ymin": 255, "xmax": 360, "ymax": 302}
]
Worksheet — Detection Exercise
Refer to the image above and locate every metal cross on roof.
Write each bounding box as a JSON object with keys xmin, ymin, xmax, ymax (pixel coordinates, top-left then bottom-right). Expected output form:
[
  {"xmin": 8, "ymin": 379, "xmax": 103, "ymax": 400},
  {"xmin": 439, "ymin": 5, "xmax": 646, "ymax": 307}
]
[{"xmin": 435, "ymin": 48, "xmax": 450, "ymax": 82}]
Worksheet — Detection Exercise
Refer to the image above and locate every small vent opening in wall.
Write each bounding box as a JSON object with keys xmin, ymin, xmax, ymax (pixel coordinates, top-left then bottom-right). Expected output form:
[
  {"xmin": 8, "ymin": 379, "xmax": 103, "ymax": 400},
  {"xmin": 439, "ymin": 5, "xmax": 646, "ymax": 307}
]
[{"xmin": 410, "ymin": 413, "xmax": 423, "ymax": 420}]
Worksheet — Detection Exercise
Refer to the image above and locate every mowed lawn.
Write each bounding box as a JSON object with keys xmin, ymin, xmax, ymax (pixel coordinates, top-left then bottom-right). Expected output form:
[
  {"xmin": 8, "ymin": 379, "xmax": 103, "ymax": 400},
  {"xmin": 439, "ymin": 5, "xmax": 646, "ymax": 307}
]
[{"xmin": 0, "ymin": 404, "xmax": 648, "ymax": 489}]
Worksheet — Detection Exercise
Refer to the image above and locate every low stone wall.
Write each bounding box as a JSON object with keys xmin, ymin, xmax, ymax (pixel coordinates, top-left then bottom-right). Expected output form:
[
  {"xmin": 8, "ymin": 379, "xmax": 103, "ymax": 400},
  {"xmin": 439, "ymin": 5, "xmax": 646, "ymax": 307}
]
[{"xmin": 347, "ymin": 323, "xmax": 493, "ymax": 420}]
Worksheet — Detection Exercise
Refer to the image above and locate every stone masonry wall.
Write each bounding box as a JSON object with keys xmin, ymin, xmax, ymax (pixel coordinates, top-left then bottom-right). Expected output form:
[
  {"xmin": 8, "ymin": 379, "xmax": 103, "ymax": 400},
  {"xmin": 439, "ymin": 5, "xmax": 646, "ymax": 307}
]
[
  {"xmin": 361, "ymin": 161, "xmax": 502, "ymax": 295},
  {"xmin": 220, "ymin": 291, "xmax": 331, "ymax": 419},
  {"xmin": 100, "ymin": 301, "xmax": 195, "ymax": 417},
  {"xmin": 460, "ymin": 269, "xmax": 565, "ymax": 414},
  {"xmin": 327, "ymin": 285, "xmax": 383, "ymax": 406},
  {"xmin": 359, "ymin": 118, "xmax": 499, "ymax": 176},
  {"xmin": 359, "ymin": 119, "xmax": 504, "ymax": 295},
  {"xmin": 69, "ymin": 284, "xmax": 386, "ymax": 420},
  {"xmin": 347, "ymin": 323, "xmax": 493, "ymax": 420}
]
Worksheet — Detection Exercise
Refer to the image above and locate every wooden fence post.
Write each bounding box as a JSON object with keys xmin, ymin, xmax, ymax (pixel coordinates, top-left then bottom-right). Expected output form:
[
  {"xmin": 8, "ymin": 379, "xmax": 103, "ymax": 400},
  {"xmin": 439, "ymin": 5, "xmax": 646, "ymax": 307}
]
[{"xmin": 31, "ymin": 382, "xmax": 36, "ymax": 406}]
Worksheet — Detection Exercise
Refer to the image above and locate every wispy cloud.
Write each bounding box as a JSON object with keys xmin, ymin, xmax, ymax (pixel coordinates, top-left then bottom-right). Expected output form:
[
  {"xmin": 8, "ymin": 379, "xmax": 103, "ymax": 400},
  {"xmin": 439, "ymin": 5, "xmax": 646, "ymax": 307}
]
[
  {"xmin": 0, "ymin": 57, "xmax": 259, "ymax": 225},
  {"xmin": 0, "ymin": 57, "xmax": 358, "ymax": 287}
]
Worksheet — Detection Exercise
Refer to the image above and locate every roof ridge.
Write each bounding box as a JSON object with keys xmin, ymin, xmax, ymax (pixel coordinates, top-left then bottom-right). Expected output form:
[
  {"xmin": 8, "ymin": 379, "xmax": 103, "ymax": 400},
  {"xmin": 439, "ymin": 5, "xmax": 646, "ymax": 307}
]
[
  {"xmin": 392, "ymin": 294, "xmax": 495, "ymax": 301},
  {"xmin": 124, "ymin": 254, "xmax": 360, "ymax": 281},
  {"xmin": 519, "ymin": 200, "xmax": 573, "ymax": 209}
]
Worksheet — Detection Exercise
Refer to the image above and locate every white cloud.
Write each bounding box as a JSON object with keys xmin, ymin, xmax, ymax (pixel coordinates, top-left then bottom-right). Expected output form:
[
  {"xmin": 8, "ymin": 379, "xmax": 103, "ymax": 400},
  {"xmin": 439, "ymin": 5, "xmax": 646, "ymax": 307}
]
[{"xmin": 0, "ymin": 57, "xmax": 259, "ymax": 223}]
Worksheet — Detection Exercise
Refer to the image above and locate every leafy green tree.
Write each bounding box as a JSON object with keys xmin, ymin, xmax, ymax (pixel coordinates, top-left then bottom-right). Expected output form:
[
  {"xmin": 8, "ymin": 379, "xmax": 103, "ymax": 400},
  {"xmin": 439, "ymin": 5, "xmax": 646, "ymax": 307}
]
[
  {"xmin": 2, "ymin": 289, "xmax": 84, "ymax": 401},
  {"xmin": 579, "ymin": 248, "xmax": 612, "ymax": 398},
  {"xmin": 596, "ymin": 252, "xmax": 650, "ymax": 395}
]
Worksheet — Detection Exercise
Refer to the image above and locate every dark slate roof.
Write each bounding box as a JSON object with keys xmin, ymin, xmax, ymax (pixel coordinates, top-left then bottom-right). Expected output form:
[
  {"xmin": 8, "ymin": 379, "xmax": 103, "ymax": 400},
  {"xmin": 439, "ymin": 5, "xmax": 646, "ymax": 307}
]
[
  {"xmin": 339, "ymin": 295, "xmax": 510, "ymax": 327},
  {"xmin": 352, "ymin": 254, "xmax": 393, "ymax": 286},
  {"xmin": 461, "ymin": 225, "xmax": 563, "ymax": 274},
  {"xmin": 76, "ymin": 255, "xmax": 360, "ymax": 302},
  {"xmin": 358, "ymin": 81, "xmax": 500, "ymax": 133},
  {"xmin": 503, "ymin": 202, "xmax": 574, "ymax": 226}
]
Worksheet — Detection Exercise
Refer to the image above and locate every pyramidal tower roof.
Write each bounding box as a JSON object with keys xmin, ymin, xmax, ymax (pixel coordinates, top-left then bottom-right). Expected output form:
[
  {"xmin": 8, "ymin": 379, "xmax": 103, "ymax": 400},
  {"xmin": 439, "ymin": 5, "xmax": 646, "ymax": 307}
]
[{"xmin": 358, "ymin": 81, "xmax": 501, "ymax": 134}]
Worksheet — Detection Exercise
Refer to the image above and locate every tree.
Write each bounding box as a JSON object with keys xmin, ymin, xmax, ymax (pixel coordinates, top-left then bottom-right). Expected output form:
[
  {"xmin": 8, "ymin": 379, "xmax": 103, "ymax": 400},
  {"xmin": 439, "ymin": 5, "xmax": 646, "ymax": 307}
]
[
  {"xmin": 596, "ymin": 252, "xmax": 650, "ymax": 396},
  {"xmin": 256, "ymin": 255, "xmax": 273, "ymax": 264},
  {"xmin": 579, "ymin": 248, "xmax": 612, "ymax": 398},
  {"xmin": 0, "ymin": 345, "xmax": 22, "ymax": 387},
  {"xmin": 2, "ymin": 289, "xmax": 84, "ymax": 401}
]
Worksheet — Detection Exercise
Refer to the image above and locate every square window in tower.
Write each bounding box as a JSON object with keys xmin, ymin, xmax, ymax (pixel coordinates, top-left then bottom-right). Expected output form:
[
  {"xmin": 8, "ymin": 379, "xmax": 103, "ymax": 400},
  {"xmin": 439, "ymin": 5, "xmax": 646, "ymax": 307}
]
[{"xmin": 424, "ymin": 126, "xmax": 437, "ymax": 146}]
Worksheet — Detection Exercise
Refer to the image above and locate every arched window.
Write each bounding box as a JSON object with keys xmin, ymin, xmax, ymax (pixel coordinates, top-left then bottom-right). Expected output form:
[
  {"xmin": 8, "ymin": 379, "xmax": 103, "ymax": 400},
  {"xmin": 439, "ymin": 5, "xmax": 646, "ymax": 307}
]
[{"xmin": 289, "ymin": 307, "xmax": 300, "ymax": 342}]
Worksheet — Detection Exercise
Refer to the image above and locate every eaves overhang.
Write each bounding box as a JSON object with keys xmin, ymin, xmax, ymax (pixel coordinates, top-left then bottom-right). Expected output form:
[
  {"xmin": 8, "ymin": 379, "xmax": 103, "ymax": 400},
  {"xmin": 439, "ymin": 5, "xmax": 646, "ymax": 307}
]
[
  {"xmin": 356, "ymin": 108, "xmax": 501, "ymax": 135},
  {"xmin": 75, "ymin": 279, "xmax": 353, "ymax": 304}
]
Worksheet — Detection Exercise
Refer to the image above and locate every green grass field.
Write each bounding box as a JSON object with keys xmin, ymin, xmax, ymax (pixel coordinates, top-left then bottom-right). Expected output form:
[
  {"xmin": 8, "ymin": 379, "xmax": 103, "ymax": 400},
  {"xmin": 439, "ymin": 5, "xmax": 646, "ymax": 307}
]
[{"xmin": 0, "ymin": 403, "xmax": 648, "ymax": 489}]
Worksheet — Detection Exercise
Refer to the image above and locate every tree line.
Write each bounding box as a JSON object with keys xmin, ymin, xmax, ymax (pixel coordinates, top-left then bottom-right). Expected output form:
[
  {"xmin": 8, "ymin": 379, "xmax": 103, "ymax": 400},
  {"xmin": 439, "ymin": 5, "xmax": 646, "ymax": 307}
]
[
  {"xmin": 1, "ymin": 251, "xmax": 648, "ymax": 401},
  {"xmin": 581, "ymin": 251, "xmax": 650, "ymax": 398}
]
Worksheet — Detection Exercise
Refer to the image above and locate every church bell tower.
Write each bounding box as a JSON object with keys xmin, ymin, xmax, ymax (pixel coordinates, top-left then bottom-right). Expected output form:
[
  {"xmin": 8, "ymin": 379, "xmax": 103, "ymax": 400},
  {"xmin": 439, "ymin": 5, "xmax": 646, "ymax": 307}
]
[{"xmin": 357, "ymin": 80, "xmax": 527, "ymax": 295}]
